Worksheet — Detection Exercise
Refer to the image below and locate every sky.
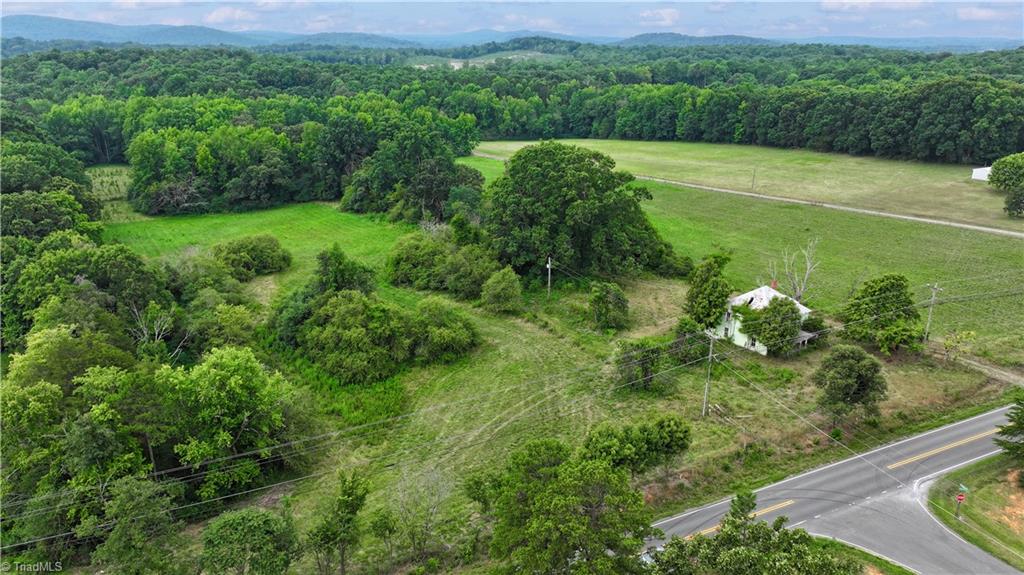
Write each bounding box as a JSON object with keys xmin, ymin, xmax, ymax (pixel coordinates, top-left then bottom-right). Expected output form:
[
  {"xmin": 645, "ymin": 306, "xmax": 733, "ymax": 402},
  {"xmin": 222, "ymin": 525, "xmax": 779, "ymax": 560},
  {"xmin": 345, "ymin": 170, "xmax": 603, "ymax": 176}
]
[{"xmin": 3, "ymin": 1, "xmax": 1022, "ymax": 39}]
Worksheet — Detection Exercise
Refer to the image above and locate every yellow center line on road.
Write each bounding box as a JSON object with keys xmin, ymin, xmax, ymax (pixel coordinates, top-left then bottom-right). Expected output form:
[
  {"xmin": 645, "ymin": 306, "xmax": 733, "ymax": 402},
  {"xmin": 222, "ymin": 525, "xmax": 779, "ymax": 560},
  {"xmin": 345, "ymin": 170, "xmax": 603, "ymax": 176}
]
[
  {"xmin": 686, "ymin": 499, "xmax": 795, "ymax": 539},
  {"xmin": 886, "ymin": 428, "xmax": 999, "ymax": 470}
]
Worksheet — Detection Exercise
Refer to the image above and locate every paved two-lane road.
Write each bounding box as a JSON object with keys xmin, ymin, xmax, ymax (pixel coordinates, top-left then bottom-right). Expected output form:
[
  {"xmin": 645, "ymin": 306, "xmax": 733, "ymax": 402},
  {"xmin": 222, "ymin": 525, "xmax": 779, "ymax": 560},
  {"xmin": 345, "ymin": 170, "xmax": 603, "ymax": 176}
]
[{"xmin": 650, "ymin": 405, "xmax": 1020, "ymax": 574}]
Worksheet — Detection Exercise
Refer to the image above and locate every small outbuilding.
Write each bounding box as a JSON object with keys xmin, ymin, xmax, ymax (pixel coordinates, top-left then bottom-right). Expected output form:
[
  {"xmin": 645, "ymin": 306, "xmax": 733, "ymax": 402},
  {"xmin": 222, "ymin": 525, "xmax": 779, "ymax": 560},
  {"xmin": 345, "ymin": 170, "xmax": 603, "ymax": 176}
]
[
  {"xmin": 711, "ymin": 284, "xmax": 814, "ymax": 356},
  {"xmin": 972, "ymin": 167, "xmax": 991, "ymax": 182}
]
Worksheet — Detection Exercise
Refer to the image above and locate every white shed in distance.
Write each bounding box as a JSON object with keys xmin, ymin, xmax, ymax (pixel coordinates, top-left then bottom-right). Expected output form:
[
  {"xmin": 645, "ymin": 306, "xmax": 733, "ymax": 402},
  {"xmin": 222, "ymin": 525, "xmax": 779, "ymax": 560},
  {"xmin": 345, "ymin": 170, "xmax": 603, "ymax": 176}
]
[{"xmin": 972, "ymin": 167, "xmax": 991, "ymax": 181}]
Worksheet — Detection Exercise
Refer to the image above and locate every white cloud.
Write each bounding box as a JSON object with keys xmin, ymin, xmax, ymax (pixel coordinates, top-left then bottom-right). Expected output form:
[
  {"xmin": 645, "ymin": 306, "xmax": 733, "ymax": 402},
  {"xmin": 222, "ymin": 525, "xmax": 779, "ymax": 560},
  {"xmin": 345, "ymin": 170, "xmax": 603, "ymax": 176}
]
[
  {"xmin": 203, "ymin": 6, "xmax": 257, "ymax": 25},
  {"xmin": 639, "ymin": 8, "xmax": 680, "ymax": 27},
  {"xmin": 495, "ymin": 12, "xmax": 560, "ymax": 31},
  {"xmin": 304, "ymin": 14, "xmax": 337, "ymax": 32},
  {"xmin": 955, "ymin": 6, "xmax": 1001, "ymax": 21},
  {"xmin": 820, "ymin": 0, "xmax": 927, "ymax": 12},
  {"xmin": 706, "ymin": 2, "xmax": 730, "ymax": 14}
]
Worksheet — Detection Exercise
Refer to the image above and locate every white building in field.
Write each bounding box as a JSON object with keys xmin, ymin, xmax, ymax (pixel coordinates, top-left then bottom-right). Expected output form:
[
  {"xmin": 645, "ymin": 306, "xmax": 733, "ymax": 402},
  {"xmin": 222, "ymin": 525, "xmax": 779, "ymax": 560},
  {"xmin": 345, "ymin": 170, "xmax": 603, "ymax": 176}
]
[
  {"xmin": 972, "ymin": 167, "xmax": 991, "ymax": 181},
  {"xmin": 712, "ymin": 284, "xmax": 814, "ymax": 356}
]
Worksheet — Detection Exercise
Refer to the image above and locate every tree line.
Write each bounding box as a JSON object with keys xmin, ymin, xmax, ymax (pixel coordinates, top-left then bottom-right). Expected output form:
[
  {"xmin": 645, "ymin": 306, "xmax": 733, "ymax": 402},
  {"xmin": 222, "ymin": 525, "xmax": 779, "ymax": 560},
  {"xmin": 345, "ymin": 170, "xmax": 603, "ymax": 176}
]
[{"xmin": 4, "ymin": 41, "xmax": 1023, "ymax": 166}]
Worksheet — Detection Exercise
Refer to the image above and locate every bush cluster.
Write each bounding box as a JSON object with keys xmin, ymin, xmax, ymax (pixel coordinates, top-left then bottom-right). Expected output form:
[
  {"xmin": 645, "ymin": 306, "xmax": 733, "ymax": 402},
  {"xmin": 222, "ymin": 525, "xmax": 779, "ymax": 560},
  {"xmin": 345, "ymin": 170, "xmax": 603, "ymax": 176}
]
[
  {"xmin": 274, "ymin": 245, "xmax": 479, "ymax": 385},
  {"xmin": 581, "ymin": 414, "xmax": 691, "ymax": 473},
  {"xmin": 211, "ymin": 235, "xmax": 292, "ymax": 282},
  {"xmin": 386, "ymin": 231, "xmax": 502, "ymax": 301},
  {"xmin": 590, "ymin": 281, "xmax": 629, "ymax": 329}
]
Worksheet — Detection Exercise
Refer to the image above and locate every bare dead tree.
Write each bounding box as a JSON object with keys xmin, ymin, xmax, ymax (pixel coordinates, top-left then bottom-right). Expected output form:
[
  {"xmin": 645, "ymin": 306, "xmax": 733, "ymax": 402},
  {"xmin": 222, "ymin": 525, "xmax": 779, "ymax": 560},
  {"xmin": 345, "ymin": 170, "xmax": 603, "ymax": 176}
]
[
  {"xmin": 784, "ymin": 237, "xmax": 820, "ymax": 302},
  {"xmin": 765, "ymin": 238, "xmax": 820, "ymax": 301},
  {"xmin": 394, "ymin": 469, "xmax": 452, "ymax": 559},
  {"xmin": 128, "ymin": 302, "xmax": 175, "ymax": 346}
]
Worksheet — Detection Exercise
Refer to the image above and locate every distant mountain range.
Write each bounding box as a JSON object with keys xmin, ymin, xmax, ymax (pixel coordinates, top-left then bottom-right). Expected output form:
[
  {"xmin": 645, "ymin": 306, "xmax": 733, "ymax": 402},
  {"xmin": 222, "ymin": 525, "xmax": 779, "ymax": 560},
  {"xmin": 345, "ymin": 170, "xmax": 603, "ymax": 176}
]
[
  {"xmin": 1, "ymin": 15, "xmax": 1020, "ymax": 53},
  {"xmin": 615, "ymin": 33, "xmax": 772, "ymax": 47}
]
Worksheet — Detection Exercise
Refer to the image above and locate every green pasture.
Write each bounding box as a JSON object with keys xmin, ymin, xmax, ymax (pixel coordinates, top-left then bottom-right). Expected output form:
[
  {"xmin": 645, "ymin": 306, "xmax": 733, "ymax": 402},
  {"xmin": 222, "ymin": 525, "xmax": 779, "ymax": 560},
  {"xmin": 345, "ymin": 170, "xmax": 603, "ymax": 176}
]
[{"xmin": 474, "ymin": 139, "xmax": 1020, "ymax": 232}]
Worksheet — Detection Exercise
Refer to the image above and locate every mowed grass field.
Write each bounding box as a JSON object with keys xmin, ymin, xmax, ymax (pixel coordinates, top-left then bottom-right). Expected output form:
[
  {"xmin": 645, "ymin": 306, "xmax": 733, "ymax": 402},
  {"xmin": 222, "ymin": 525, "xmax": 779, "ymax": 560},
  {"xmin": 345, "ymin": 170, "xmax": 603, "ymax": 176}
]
[
  {"xmin": 474, "ymin": 140, "xmax": 1020, "ymax": 232},
  {"xmin": 463, "ymin": 155, "xmax": 1024, "ymax": 366},
  {"xmin": 104, "ymin": 202, "xmax": 412, "ymax": 297},
  {"xmin": 929, "ymin": 455, "xmax": 1024, "ymax": 571}
]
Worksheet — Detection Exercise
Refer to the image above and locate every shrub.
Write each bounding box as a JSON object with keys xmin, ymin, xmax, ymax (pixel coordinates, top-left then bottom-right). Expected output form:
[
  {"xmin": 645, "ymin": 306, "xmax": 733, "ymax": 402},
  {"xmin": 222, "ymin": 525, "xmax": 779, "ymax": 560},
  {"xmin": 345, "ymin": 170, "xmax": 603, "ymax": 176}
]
[
  {"xmin": 441, "ymin": 244, "xmax": 501, "ymax": 300},
  {"xmin": 989, "ymin": 152, "xmax": 1024, "ymax": 193},
  {"xmin": 412, "ymin": 297, "xmax": 479, "ymax": 363},
  {"xmin": 1006, "ymin": 188, "xmax": 1024, "ymax": 217},
  {"xmin": 481, "ymin": 266, "xmax": 522, "ymax": 313},
  {"xmin": 590, "ymin": 282, "xmax": 629, "ymax": 329},
  {"xmin": 614, "ymin": 338, "xmax": 664, "ymax": 390},
  {"xmin": 211, "ymin": 235, "xmax": 291, "ymax": 282},
  {"xmin": 386, "ymin": 233, "xmax": 446, "ymax": 290},
  {"xmin": 581, "ymin": 414, "xmax": 690, "ymax": 473},
  {"xmin": 298, "ymin": 290, "xmax": 413, "ymax": 386},
  {"xmin": 671, "ymin": 315, "xmax": 708, "ymax": 364},
  {"xmin": 314, "ymin": 244, "xmax": 375, "ymax": 294}
]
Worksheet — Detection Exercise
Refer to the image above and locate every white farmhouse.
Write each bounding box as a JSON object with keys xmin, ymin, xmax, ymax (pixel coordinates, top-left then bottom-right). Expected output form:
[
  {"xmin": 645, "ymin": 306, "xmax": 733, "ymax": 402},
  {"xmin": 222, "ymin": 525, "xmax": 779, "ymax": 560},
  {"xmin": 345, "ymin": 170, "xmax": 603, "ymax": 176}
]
[
  {"xmin": 711, "ymin": 284, "xmax": 814, "ymax": 356},
  {"xmin": 972, "ymin": 167, "xmax": 991, "ymax": 181}
]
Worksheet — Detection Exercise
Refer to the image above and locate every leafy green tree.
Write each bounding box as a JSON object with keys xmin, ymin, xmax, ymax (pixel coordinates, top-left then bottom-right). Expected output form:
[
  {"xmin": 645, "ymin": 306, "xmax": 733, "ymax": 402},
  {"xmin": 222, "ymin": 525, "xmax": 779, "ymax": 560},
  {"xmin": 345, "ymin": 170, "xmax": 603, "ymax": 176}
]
[
  {"xmin": 813, "ymin": 345, "xmax": 888, "ymax": 424},
  {"xmin": 6, "ymin": 325, "xmax": 134, "ymax": 395},
  {"xmin": 995, "ymin": 393, "xmax": 1024, "ymax": 486},
  {"xmin": 504, "ymin": 456, "xmax": 654, "ymax": 574},
  {"xmin": 686, "ymin": 255, "xmax": 732, "ymax": 328},
  {"xmin": 31, "ymin": 281, "xmax": 132, "ymax": 351},
  {"xmin": 0, "ymin": 139, "xmax": 91, "ymax": 194},
  {"xmin": 0, "ymin": 191, "xmax": 97, "ymax": 241},
  {"xmin": 368, "ymin": 508, "xmax": 399, "ymax": 561},
  {"xmin": 989, "ymin": 152, "xmax": 1024, "ymax": 193},
  {"xmin": 412, "ymin": 297, "xmax": 479, "ymax": 363},
  {"xmin": 162, "ymin": 347, "xmax": 289, "ymax": 499},
  {"xmin": 486, "ymin": 142, "xmax": 679, "ymax": 276},
  {"xmin": 306, "ymin": 472, "xmax": 369, "ymax": 575},
  {"xmin": 590, "ymin": 281, "xmax": 629, "ymax": 329},
  {"xmin": 481, "ymin": 266, "xmax": 523, "ymax": 313},
  {"xmin": 87, "ymin": 477, "xmax": 186, "ymax": 575},
  {"xmin": 483, "ymin": 439, "xmax": 653, "ymax": 574},
  {"xmin": 671, "ymin": 315, "xmax": 709, "ymax": 364},
  {"xmin": 202, "ymin": 509, "xmax": 296, "ymax": 575},
  {"xmin": 650, "ymin": 491, "xmax": 859, "ymax": 575},
  {"xmin": 749, "ymin": 297, "xmax": 803, "ymax": 357},
  {"xmin": 615, "ymin": 338, "xmax": 664, "ymax": 390},
  {"xmin": 842, "ymin": 273, "xmax": 921, "ymax": 354}
]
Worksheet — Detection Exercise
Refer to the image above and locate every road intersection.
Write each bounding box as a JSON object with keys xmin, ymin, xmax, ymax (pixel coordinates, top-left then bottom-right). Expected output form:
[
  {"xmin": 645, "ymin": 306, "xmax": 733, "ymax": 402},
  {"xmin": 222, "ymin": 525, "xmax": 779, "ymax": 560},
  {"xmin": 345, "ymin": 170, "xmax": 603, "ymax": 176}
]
[{"xmin": 649, "ymin": 405, "xmax": 1021, "ymax": 574}]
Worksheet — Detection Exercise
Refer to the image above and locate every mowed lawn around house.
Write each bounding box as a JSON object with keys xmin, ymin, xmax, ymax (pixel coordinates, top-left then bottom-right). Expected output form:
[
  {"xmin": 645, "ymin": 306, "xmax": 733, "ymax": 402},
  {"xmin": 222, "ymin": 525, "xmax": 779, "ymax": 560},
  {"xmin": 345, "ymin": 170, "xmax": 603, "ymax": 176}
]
[
  {"xmin": 929, "ymin": 455, "xmax": 1024, "ymax": 571},
  {"xmin": 461, "ymin": 156, "xmax": 1024, "ymax": 367},
  {"xmin": 474, "ymin": 140, "xmax": 1020, "ymax": 232}
]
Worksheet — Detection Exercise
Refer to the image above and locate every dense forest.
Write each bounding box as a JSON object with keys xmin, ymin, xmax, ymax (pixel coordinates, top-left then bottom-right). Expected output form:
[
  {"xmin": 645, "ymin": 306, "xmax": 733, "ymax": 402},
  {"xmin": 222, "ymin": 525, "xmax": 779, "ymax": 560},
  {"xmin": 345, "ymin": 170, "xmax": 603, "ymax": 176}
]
[{"xmin": 4, "ymin": 39, "xmax": 1024, "ymax": 165}]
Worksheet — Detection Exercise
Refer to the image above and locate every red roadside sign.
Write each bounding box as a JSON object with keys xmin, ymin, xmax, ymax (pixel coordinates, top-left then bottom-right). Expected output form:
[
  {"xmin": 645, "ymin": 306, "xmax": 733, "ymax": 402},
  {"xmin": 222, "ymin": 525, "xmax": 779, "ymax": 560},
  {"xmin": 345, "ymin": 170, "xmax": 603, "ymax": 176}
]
[{"xmin": 956, "ymin": 493, "xmax": 966, "ymax": 502}]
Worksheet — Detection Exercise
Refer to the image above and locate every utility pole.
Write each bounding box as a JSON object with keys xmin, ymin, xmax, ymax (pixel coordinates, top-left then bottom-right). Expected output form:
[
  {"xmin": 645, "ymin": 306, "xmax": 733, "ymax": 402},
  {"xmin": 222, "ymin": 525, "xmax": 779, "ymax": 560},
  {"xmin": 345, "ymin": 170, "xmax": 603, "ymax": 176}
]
[
  {"xmin": 923, "ymin": 283, "xmax": 942, "ymax": 341},
  {"xmin": 702, "ymin": 335, "xmax": 714, "ymax": 418},
  {"xmin": 546, "ymin": 256, "xmax": 552, "ymax": 298}
]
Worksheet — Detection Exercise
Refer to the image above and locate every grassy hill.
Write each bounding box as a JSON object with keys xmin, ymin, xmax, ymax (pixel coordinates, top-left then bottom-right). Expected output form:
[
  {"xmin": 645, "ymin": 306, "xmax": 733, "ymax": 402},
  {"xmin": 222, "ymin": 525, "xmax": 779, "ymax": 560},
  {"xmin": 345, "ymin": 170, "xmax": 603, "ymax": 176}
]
[{"xmin": 474, "ymin": 140, "xmax": 1020, "ymax": 233}]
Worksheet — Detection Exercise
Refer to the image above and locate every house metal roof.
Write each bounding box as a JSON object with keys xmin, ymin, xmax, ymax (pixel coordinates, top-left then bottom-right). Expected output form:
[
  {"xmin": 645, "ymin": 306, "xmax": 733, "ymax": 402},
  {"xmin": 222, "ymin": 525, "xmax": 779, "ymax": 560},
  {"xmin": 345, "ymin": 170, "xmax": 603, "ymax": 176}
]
[{"xmin": 728, "ymin": 285, "xmax": 813, "ymax": 316}]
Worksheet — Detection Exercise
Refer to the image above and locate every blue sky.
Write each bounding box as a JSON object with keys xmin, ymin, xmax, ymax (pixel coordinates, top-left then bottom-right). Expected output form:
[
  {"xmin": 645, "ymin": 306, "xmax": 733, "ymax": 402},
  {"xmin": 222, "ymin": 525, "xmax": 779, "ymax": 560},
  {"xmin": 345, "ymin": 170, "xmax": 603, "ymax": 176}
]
[{"xmin": 4, "ymin": 1, "xmax": 1022, "ymax": 39}]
